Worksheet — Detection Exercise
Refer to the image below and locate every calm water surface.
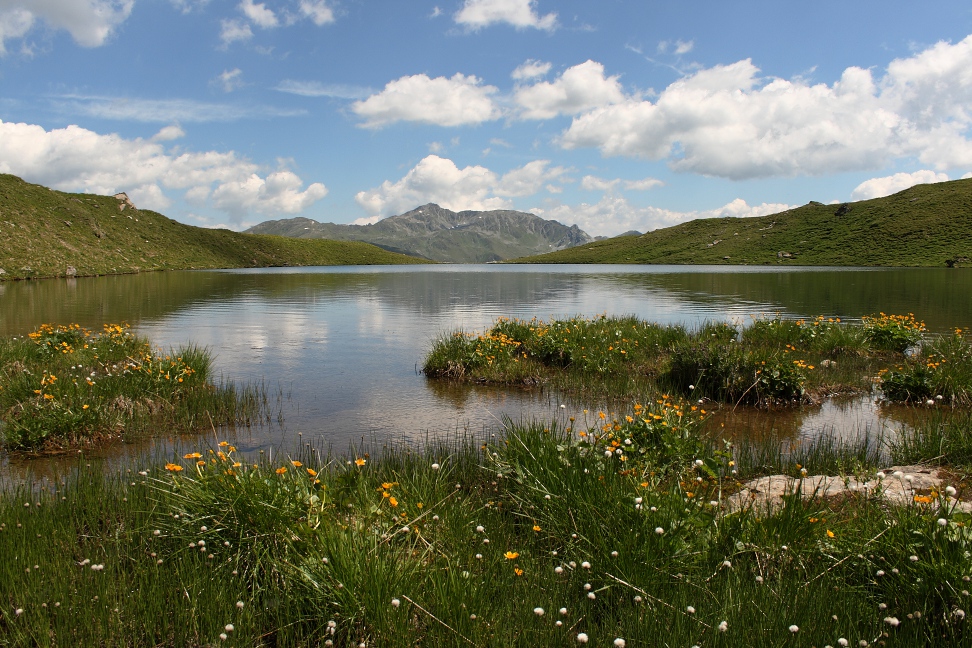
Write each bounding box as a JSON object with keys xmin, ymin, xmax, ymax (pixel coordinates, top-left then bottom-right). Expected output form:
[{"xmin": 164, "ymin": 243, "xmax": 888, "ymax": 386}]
[{"xmin": 3, "ymin": 265, "xmax": 970, "ymax": 477}]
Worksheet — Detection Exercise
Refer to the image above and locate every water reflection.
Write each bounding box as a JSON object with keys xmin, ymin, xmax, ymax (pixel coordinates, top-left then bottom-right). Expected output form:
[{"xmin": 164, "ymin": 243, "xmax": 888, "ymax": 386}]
[{"xmin": 2, "ymin": 265, "xmax": 970, "ymax": 476}]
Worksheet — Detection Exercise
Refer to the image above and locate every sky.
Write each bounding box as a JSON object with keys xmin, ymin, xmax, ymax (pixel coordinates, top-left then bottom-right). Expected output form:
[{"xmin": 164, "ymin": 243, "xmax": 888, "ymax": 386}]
[{"xmin": 1, "ymin": 1, "xmax": 972, "ymax": 236}]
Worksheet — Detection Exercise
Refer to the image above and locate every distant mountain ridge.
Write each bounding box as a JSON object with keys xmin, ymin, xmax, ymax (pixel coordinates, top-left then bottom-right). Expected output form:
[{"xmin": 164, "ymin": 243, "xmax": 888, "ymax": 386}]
[{"xmin": 246, "ymin": 204, "xmax": 593, "ymax": 263}]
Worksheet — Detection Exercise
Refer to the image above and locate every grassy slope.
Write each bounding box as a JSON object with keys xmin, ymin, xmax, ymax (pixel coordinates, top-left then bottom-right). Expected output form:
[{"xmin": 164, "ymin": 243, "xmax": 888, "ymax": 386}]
[
  {"xmin": 0, "ymin": 175, "xmax": 429, "ymax": 280},
  {"xmin": 513, "ymin": 179, "xmax": 972, "ymax": 266}
]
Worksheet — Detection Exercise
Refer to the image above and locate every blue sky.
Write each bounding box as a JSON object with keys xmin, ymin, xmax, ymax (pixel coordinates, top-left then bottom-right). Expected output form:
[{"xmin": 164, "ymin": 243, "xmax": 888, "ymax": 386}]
[{"xmin": 1, "ymin": 0, "xmax": 972, "ymax": 235}]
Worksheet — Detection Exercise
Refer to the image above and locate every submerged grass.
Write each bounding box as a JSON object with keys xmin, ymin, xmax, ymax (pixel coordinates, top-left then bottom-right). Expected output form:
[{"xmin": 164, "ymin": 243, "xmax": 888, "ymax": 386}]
[
  {"xmin": 2, "ymin": 410, "xmax": 971, "ymax": 647},
  {"xmin": 0, "ymin": 323, "xmax": 263, "ymax": 450}
]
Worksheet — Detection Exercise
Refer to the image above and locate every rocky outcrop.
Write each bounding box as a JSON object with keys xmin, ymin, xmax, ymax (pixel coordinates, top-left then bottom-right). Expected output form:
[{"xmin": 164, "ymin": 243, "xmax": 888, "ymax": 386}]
[
  {"xmin": 114, "ymin": 192, "xmax": 137, "ymax": 211},
  {"xmin": 726, "ymin": 465, "xmax": 968, "ymax": 513},
  {"xmin": 246, "ymin": 203, "xmax": 594, "ymax": 263}
]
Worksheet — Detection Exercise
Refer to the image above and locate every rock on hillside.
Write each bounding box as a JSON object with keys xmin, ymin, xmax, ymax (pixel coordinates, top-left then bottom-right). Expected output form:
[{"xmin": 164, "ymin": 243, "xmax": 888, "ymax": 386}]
[{"xmin": 247, "ymin": 203, "xmax": 593, "ymax": 263}]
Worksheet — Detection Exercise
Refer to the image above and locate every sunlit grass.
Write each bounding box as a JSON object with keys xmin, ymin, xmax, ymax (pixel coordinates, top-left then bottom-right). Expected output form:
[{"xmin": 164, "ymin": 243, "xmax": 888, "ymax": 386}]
[{"xmin": 2, "ymin": 411, "xmax": 970, "ymax": 647}]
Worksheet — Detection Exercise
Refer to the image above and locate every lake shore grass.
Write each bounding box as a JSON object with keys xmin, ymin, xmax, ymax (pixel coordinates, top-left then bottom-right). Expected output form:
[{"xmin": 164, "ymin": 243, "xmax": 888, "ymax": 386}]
[
  {"xmin": 423, "ymin": 313, "xmax": 972, "ymax": 407},
  {"xmin": 1, "ymin": 408, "xmax": 971, "ymax": 647},
  {"xmin": 3, "ymin": 319, "xmax": 972, "ymax": 646},
  {"xmin": 0, "ymin": 323, "xmax": 264, "ymax": 451}
]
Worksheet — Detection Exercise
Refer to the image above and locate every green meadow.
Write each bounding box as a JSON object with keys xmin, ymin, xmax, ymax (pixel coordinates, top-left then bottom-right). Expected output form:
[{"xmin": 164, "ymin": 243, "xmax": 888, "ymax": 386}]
[
  {"xmin": 0, "ymin": 174, "xmax": 429, "ymax": 282},
  {"xmin": 511, "ymin": 178, "xmax": 972, "ymax": 267},
  {"xmin": 1, "ymin": 316, "xmax": 971, "ymax": 646}
]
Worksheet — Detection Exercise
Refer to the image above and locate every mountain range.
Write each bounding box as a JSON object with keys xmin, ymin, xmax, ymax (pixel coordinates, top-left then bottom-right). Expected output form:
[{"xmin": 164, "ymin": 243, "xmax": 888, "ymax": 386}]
[{"xmin": 246, "ymin": 204, "xmax": 593, "ymax": 263}]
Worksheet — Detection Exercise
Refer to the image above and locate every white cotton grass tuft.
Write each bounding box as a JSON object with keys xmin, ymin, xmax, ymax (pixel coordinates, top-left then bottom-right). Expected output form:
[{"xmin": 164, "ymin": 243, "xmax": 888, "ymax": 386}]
[
  {"xmin": 789, "ymin": 625, "xmax": 799, "ymax": 633},
  {"xmin": 614, "ymin": 639, "xmax": 626, "ymax": 647},
  {"xmin": 655, "ymin": 527, "xmax": 665, "ymax": 535},
  {"xmin": 577, "ymin": 633, "xmax": 589, "ymax": 643},
  {"xmin": 391, "ymin": 598, "xmax": 401, "ymax": 608},
  {"xmin": 560, "ymin": 607, "xmax": 568, "ymax": 615},
  {"xmin": 884, "ymin": 616, "xmax": 900, "ymax": 627},
  {"xmin": 236, "ymin": 601, "xmax": 245, "ymax": 609},
  {"xmin": 686, "ymin": 606, "xmax": 696, "ymax": 614},
  {"xmin": 431, "ymin": 463, "xmax": 440, "ymax": 470},
  {"xmin": 534, "ymin": 607, "xmax": 544, "ymax": 616},
  {"xmin": 718, "ymin": 620, "xmax": 728, "ymax": 632},
  {"xmin": 946, "ymin": 486, "xmax": 957, "ymax": 497},
  {"xmin": 581, "ymin": 561, "xmax": 591, "ymax": 569}
]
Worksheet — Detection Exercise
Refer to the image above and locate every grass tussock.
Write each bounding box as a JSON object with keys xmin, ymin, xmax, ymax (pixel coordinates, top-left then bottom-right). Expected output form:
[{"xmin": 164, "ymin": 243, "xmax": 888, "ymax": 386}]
[
  {"xmin": 424, "ymin": 313, "xmax": 963, "ymax": 407},
  {"xmin": 2, "ymin": 409, "xmax": 971, "ymax": 647},
  {"xmin": 0, "ymin": 323, "xmax": 263, "ymax": 450}
]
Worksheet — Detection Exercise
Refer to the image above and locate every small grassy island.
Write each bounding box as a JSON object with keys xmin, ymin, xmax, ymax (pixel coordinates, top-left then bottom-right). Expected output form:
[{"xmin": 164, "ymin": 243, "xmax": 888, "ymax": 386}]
[{"xmin": 2, "ymin": 316, "xmax": 972, "ymax": 646}]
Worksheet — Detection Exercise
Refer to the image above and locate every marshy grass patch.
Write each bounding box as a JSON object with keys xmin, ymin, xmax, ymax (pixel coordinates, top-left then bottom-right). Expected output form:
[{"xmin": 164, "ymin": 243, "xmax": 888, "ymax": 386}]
[
  {"xmin": 0, "ymin": 323, "xmax": 264, "ymax": 450},
  {"xmin": 424, "ymin": 313, "xmax": 972, "ymax": 408}
]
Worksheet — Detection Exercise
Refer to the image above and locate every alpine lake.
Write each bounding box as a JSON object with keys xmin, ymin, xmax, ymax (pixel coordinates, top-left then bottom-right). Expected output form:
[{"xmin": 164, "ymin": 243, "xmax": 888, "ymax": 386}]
[{"xmin": 2, "ymin": 264, "xmax": 971, "ymax": 480}]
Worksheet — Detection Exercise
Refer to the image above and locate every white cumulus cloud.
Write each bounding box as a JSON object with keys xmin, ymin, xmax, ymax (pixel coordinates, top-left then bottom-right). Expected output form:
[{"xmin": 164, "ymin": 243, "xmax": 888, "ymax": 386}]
[
  {"xmin": 212, "ymin": 170, "xmax": 327, "ymax": 217},
  {"xmin": 352, "ymin": 73, "xmax": 500, "ymax": 128},
  {"xmin": 0, "ymin": 0, "xmax": 133, "ymax": 53},
  {"xmin": 580, "ymin": 175, "xmax": 663, "ymax": 192},
  {"xmin": 511, "ymin": 59, "xmax": 551, "ymax": 80},
  {"xmin": 355, "ymin": 155, "xmax": 565, "ymax": 217},
  {"xmin": 559, "ymin": 35, "xmax": 972, "ymax": 179},
  {"xmin": 494, "ymin": 160, "xmax": 567, "ymax": 197},
  {"xmin": 580, "ymin": 175, "xmax": 618, "ymax": 191},
  {"xmin": 239, "ymin": 0, "xmax": 278, "ymax": 28},
  {"xmin": 215, "ymin": 68, "xmax": 244, "ymax": 93},
  {"xmin": 850, "ymin": 170, "xmax": 950, "ymax": 201},
  {"xmin": 219, "ymin": 18, "xmax": 252, "ymax": 46},
  {"xmin": 0, "ymin": 119, "xmax": 327, "ymax": 225},
  {"xmin": 454, "ymin": 0, "xmax": 556, "ymax": 31},
  {"xmin": 151, "ymin": 124, "xmax": 185, "ymax": 141},
  {"xmin": 515, "ymin": 60, "xmax": 626, "ymax": 120},
  {"xmin": 298, "ymin": 0, "xmax": 333, "ymax": 26}
]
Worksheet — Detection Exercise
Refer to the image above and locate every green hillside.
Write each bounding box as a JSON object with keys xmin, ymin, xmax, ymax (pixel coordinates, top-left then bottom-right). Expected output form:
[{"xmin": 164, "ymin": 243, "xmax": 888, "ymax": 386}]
[
  {"xmin": 513, "ymin": 179, "xmax": 972, "ymax": 266},
  {"xmin": 0, "ymin": 175, "xmax": 428, "ymax": 280}
]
